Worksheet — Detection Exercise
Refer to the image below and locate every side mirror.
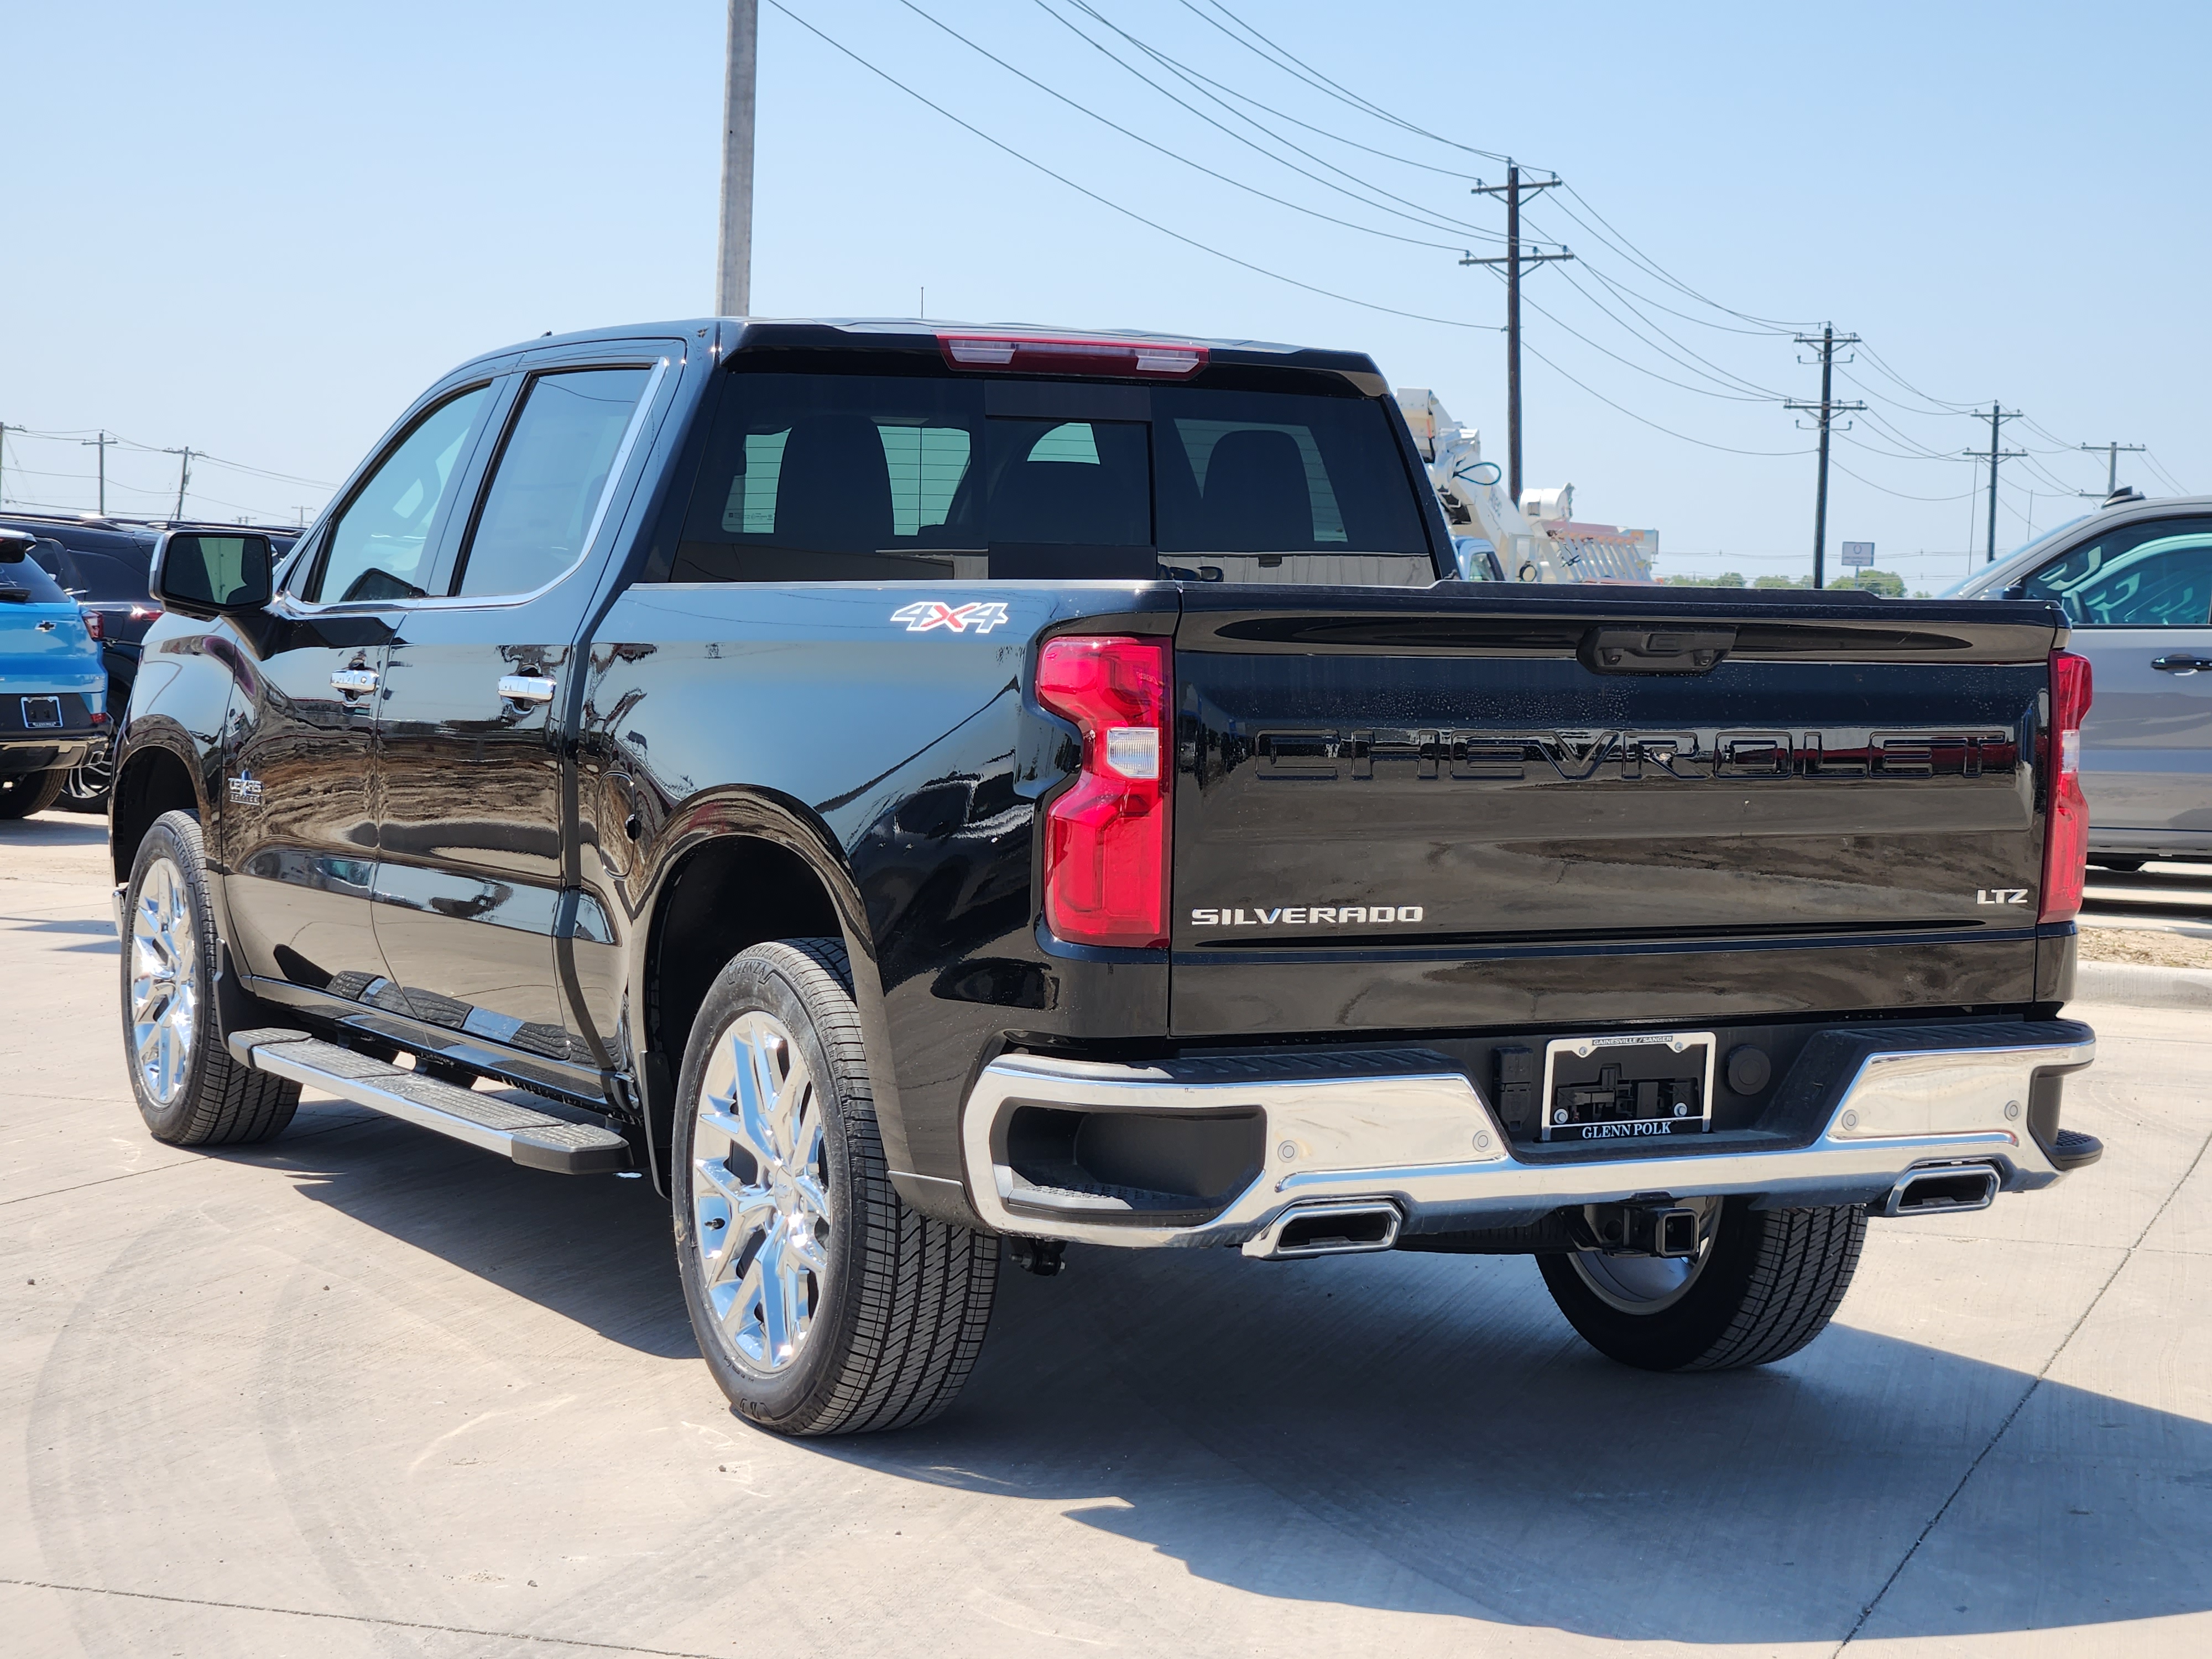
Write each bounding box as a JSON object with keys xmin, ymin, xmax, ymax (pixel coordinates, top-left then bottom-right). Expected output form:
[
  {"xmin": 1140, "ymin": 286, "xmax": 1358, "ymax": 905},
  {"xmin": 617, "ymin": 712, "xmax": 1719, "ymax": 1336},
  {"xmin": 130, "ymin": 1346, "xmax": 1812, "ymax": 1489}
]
[
  {"xmin": 0, "ymin": 529, "xmax": 33, "ymax": 564},
  {"xmin": 151, "ymin": 530, "xmax": 275, "ymax": 618}
]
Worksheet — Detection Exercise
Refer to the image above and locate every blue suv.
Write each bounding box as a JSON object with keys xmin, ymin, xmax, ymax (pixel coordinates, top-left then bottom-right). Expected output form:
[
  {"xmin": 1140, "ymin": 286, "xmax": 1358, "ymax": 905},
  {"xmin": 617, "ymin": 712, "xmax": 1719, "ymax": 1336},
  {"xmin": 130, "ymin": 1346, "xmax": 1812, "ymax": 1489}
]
[{"xmin": 0, "ymin": 528, "xmax": 107, "ymax": 818}]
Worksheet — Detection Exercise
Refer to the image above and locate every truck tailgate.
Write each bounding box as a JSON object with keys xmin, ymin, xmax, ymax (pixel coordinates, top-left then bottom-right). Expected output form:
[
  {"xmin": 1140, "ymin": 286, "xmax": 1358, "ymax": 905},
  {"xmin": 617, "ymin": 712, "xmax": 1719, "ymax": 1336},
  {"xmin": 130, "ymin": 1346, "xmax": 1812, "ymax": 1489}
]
[{"xmin": 1169, "ymin": 588, "xmax": 2065, "ymax": 1036}]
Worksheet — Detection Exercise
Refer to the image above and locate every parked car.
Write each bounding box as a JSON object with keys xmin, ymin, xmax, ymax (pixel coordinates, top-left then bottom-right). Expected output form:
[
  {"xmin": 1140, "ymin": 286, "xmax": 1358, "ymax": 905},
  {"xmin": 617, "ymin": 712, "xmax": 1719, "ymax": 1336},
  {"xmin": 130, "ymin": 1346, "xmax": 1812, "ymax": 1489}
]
[
  {"xmin": 110, "ymin": 317, "xmax": 2099, "ymax": 1436},
  {"xmin": 0, "ymin": 513, "xmax": 297, "ymax": 809},
  {"xmin": 1948, "ymin": 493, "xmax": 2212, "ymax": 867},
  {"xmin": 0, "ymin": 528, "xmax": 108, "ymax": 818}
]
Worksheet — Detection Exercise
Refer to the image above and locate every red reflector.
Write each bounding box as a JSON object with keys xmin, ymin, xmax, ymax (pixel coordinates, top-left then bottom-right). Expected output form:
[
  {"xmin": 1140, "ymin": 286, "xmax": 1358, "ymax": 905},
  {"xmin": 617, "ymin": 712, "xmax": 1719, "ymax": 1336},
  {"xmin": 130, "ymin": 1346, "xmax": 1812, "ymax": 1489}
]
[
  {"xmin": 1036, "ymin": 635, "xmax": 1172, "ymax": 948},
  {"xmin": 937, "ymin": 332, "xmax": 1208, "ymax": 379},
  {"xmin": 2039, "ymin": 649, "xmax": 2094, "ymax": 924}
]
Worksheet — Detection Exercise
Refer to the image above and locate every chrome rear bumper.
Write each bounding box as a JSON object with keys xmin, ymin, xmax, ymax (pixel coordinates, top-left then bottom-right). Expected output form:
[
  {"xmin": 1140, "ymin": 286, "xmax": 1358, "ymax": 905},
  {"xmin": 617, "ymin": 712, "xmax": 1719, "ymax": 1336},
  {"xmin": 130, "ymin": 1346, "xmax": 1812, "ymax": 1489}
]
[{"xmin": 958, "ymin": 1026, "xmax": 2096, "ymax": 1250}]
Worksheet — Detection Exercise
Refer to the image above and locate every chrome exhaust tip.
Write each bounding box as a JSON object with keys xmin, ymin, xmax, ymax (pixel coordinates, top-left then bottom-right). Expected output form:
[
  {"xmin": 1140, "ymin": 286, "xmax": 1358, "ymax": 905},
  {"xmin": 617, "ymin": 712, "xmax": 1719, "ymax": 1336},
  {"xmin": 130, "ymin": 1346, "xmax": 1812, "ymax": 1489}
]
[
  {"xmin": 1885, "ymin": 1162, "xmax": 2002, "ymax": 1218},
  {"xmin": 1243, "ymin": 1200, "xmax": 1402, "ymax": 1261}
]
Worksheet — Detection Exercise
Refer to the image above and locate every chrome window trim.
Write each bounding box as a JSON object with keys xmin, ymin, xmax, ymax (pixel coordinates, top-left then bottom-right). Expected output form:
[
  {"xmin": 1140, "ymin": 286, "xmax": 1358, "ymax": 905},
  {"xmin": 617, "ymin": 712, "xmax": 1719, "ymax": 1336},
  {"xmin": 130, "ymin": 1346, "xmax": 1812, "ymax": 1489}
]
[
  {"xmin": 275, "ymin": 356, "xmax": 670, "ymax": 619},
  {"xmin": 291, "ymin": 375, "xmax": 507, "ymax": 608},
  {"xmin": 445, "ymin": 357, "xmax": 671, "ymax": 607}
]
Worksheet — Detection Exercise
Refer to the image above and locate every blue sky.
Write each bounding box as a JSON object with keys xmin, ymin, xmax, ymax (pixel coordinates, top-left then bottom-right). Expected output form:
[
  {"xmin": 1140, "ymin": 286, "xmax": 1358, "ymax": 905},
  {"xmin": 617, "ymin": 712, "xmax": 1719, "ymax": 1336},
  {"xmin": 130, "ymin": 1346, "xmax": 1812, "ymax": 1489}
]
[{"xmin": 3, "ymin": 1, "xmax": 2205, "ymax": 584}]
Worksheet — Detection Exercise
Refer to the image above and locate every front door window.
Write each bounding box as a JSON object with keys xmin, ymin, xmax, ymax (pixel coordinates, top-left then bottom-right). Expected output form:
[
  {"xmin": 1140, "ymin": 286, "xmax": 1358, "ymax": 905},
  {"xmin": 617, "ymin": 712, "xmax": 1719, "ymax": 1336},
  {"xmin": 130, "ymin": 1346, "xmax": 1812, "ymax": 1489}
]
[
  {"xmin": 309, "ymin": 385, "xmax": 492, "ymax": 604},
  {"xmin": 2023, "ymin": 519, "xmax": 2212, "ymax": 627}
]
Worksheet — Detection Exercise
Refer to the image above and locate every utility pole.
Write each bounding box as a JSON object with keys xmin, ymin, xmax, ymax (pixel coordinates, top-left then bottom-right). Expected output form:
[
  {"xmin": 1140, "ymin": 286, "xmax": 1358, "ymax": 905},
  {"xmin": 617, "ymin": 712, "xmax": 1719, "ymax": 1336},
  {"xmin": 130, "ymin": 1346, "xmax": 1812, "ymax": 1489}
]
[
  {"xmin": 1963, "ymin": 404, "xmax": 2025, "ymax": 564},
  {"xmin": 1463, "ymin": 162, "xmax": 1572, "ymax": 504},
  {"xmin": 167, "ymin": 447, "xmax": 193, "ymax": 520},
  {"xmin": 716, "ymin": 0, "xmax": 759, "ymax": 316},
  {"xmin": 2078, "ymin": 440, "xmax": 2145, "ymax": 499},
  {"xmin": 0, "ymin": 422, "xmax": 8, "ymax": 507},
  {"xmin": 1783, "ymin": 325, "xmax": 1865, "ymax": 589},
  {"xmin": 80, "ymin": 430, "xmax": 113, "ymax": 515}
]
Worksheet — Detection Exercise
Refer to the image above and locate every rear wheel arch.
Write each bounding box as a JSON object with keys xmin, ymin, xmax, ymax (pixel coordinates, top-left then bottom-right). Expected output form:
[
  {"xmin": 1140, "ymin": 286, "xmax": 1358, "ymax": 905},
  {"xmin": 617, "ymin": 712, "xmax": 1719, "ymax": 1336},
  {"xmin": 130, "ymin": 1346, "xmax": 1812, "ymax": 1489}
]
[{"xmin": 637, "ymin": 803, "xmax": 910, "ymax": 1190}]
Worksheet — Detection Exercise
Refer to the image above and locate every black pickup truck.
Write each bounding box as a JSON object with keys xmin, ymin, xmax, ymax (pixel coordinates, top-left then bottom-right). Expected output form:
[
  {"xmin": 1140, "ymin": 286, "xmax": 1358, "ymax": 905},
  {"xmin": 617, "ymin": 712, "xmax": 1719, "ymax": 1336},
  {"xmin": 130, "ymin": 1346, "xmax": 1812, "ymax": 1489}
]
[{"xmin": 109, "ymin": 318, "xmax": 2101, "ymax": 1436}]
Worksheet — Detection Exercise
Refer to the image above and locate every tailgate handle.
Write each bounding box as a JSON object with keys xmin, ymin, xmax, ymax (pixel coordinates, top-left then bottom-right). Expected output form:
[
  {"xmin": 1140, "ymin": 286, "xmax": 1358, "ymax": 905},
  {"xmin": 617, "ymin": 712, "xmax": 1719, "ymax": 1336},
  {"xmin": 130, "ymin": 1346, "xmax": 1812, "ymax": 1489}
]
[{"xmin": 1579, "ymin": 627, "xmax": 1734, "ymax": 675}]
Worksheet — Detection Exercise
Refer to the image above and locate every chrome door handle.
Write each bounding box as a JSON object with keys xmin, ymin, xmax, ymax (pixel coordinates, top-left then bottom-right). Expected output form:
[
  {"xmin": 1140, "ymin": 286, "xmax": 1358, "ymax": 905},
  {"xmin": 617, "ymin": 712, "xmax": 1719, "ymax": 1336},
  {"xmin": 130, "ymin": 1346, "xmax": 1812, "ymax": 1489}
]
[
  {"xmin": 497, "ymin": 675, "xmax": 556, "ymax": 705},
  {"xmin": 2151, "ymin": 654, "xmax": 2212, "ymax": 674},
  {"xmin": 330, "ymin": 667, "xmax": 379, "ymax": 697}
]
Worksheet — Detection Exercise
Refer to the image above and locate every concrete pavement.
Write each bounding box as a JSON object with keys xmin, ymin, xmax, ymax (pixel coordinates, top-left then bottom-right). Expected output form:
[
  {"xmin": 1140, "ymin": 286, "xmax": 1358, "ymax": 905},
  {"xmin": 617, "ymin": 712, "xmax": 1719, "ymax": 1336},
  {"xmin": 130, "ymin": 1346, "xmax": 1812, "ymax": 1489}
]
[{"xmin": 4, "ymin": 807, "xmax": 2208, "ymax": 1658}]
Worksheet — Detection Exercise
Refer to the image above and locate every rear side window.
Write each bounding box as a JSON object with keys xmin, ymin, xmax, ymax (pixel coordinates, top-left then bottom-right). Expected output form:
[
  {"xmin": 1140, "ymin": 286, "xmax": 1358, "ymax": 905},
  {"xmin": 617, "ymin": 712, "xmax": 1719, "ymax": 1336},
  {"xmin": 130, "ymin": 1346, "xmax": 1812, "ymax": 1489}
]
[
  {"xmin": 456, "ymin": 366, "xmax": 653, "ymax": 597},
  {"xmin": 661, "ymin": 369, "xmax": 1433, "ymax": 584},
  {"xmin": 0, "ymin": 555, "xmax": 69, "ymax": 604},
  {"xmin": 310, "ymin": 384, "xmax": 492, "ymax": 603},
  {"xmin": 61, "ymin": 546, "xmax": 154, "ymax": 601},
  {"xmin": 2025, "ymin": 518, "xmax": 2212, "ymax": 627}
]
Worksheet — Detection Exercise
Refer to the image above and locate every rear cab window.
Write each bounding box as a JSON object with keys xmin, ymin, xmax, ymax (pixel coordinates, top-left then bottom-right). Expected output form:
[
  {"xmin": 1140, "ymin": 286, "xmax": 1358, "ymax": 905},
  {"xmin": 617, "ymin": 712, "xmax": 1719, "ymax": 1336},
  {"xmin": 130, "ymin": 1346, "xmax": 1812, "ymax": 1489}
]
[{"xmin": 652, "ymin": 347, "xmax": 1438, "ymax": 588}]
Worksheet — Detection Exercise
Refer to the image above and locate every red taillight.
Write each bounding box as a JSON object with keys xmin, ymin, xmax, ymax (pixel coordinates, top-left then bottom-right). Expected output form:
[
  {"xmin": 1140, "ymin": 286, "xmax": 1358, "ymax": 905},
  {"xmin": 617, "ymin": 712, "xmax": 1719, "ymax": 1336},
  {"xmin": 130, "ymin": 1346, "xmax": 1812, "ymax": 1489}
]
[
  {"xmin": 80, "ymin": 607, "xmax": 102, "ymax": 640},
  {"xmin": 1036, "ymin": 635, "xmax": 1172, "ymax": 948},
  {"xmin": 2039, "ymin": 649, "xmax": 2094, "ymax": 924},
  {"xmin": 937, "ymin": 332, "xmax": 1208, "ymax": 379}
]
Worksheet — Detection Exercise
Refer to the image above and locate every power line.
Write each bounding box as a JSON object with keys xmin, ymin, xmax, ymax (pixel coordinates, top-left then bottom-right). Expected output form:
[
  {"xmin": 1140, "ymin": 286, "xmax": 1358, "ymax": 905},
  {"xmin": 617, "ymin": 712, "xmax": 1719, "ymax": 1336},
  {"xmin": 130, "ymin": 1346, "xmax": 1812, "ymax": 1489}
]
[
  {"xmin": 1053, "ymin": 0, "xmax": 1486, "ymax": 181},
  {"xmin": 1175, "ymin": 0, "xmax": 1514, "ymax": 165},
  {"xmin": 901, "ymin": 0, "xmax": 1486, "ymax": 253},
  {"xmin": 764, "ymin": 1, "xmax": 1501, "ymax": 332},
  {"xmin": 2144, "ymin": 451, "xmax": 2192, "ymax": 494},
  {"xmin": 1517, "ymin": 336, "xmax": 1815, "ymax": 457},
  {"xmin": 1829, "ymin": 458, "xmax": 1976, "ymax": 503},
  {"xmin": 1037, "ymin": 1, "xmax": 1504, "ymax": 238}
]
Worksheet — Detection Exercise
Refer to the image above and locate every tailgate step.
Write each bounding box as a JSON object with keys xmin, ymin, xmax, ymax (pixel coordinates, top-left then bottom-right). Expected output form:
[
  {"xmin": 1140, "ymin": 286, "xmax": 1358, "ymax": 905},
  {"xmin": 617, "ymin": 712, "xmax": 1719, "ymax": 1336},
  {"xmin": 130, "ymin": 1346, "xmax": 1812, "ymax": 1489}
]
[{"xmin": 227, "ymin": 1027, "xmax": 632, "ymax": 1174}]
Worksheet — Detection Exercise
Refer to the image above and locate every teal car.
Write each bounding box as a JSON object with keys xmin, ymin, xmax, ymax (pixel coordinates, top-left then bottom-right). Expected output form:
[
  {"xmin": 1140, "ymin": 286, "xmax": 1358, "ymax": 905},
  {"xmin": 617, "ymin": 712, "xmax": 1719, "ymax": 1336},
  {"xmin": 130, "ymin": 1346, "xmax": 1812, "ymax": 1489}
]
[{"xmin": 1, "ymin": 529, "xmax": 107, "ymax": 818}]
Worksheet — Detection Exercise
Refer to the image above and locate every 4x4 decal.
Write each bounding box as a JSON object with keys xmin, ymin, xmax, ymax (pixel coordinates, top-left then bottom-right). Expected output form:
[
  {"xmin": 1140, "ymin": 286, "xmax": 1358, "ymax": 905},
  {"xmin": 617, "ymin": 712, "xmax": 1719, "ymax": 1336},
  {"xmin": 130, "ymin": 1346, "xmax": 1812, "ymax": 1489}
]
[{"xmin": 891, "ymin": 601, "xmax": 1010, "ymax": 635}]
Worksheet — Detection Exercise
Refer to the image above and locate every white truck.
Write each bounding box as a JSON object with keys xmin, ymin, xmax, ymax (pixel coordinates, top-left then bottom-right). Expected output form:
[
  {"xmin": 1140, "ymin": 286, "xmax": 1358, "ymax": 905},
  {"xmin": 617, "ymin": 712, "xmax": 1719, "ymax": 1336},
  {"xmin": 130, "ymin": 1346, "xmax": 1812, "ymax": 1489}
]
[{"xmin": 1396, "ymin": 387, "xmax": 1657, "ymax": 585}]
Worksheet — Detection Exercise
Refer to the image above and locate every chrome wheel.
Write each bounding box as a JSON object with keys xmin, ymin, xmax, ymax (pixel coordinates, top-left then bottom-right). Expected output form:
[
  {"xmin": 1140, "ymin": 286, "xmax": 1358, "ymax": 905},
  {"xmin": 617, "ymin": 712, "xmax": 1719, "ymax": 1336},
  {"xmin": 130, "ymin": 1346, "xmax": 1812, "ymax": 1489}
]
[
  {"xmin": 1568, "ymin": 1196, "xmax": 1723, "ymax": 1315},
  {"xmin": 689, "ymin": 1010, "xmax": 832, "ymax": 1374},
  {"xmin": 62, "ymin": 749, "xmax": 113, "ymax": 806},
  {"xmin": 129, "ymin": 855, "xmax": 199, "ymax": 1106}
]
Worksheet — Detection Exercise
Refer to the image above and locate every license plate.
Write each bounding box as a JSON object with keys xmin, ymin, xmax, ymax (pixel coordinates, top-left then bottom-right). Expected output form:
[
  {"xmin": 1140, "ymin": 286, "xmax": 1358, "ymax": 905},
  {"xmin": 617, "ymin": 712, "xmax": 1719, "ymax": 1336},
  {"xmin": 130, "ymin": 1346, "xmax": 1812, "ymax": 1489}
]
[{"xmin": 1538, "ymin": 1031, "xmax": 1716, "ymax": 1142}]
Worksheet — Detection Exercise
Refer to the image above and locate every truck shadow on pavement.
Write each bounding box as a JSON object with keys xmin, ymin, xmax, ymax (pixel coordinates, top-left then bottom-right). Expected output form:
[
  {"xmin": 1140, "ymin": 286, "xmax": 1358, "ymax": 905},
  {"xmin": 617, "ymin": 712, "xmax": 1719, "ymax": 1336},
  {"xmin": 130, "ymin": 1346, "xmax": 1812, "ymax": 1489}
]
[
  {"xmin": 239, "ymin": 1100, "xmax": 698, "ymax": 1360},
  {"xmin": 0, "ymin": 813, "xmax": 111, "ymax": 849},
  {"xmin": 233, "ymin": 1106, "xmax": 2209, "ymax": 1644},
  {"xmin": 833, "ymin": 1244, "xmax": 2212, "ymax": 1646}
]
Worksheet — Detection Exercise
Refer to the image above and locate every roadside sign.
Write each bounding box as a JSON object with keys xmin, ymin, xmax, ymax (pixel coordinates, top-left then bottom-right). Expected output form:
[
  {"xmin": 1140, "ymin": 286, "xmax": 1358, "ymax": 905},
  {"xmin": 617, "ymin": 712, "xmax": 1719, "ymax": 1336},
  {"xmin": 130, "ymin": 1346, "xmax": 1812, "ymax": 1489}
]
[{"xmin": 1840, "ymin": 541, "xmax": 1875, "ymax": 568}]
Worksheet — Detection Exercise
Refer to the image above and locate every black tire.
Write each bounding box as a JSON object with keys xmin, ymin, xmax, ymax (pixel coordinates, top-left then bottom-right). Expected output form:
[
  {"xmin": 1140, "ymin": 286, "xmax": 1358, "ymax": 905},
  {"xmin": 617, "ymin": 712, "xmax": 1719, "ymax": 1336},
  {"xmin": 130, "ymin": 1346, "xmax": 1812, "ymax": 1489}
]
[
  {"xmin": 0, "ymin": 768, "xmax": 66, "ymax": 819},
  {"xmin": 119, "ymin": 809, "xmax": 301, "ymax": 1146},
  {"xmin": 1538, "ymin": 1198, "xmax": 1866, "ymax": 1371},
  {"xmin": 672, "ymin": 938, "xmax": 997, "ymax": 1436}
]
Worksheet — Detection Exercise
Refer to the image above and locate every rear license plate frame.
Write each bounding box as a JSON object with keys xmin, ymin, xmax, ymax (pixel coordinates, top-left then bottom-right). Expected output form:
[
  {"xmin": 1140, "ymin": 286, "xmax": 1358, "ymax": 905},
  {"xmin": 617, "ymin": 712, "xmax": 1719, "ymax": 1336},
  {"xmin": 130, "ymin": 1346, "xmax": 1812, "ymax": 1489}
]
[{"xmin": 1537, "ymin": 1030, "xmax": 1717, "ymax": 1143}]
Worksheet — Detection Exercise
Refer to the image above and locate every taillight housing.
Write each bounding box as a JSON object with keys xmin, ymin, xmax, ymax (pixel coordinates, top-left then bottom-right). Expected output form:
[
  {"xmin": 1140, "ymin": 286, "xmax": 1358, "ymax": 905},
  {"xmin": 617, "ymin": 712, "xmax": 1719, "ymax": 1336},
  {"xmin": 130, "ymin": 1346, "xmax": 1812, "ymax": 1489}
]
[
  {"xmin": 80, "ymin": 607, "xmax": 102, "ymax": 640},
  {"xmin": 1036, "ymin": 635, "xmax": 1172, "ymax": 948},
  {"xmin": 2039, "ymin": 649, "xmax": 2094, "ymax": 924}
]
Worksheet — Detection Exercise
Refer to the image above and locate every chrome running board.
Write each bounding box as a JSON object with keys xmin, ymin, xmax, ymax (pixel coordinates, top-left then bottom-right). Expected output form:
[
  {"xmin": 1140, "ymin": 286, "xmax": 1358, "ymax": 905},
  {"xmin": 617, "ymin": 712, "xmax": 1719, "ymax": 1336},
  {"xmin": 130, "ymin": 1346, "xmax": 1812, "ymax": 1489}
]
[{"xmin": 227, "ymin": 1027, "xmax": 631, "ymax": 1175}]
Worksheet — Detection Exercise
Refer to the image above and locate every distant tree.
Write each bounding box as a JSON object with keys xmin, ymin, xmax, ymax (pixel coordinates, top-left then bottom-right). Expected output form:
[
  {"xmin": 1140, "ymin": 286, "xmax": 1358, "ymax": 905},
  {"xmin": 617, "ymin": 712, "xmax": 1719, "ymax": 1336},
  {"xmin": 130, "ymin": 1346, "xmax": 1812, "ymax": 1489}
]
[
  {"xmin": 1753, "ymin": 573, "xmax": 1811, "ymax": 589},
  {"xmin": 1834, "ymin": 568, "xmax": 1906, "ymax": 597},
  {"xmin": 1660, "ymin": 571, "xmax": 1747, "ymax": 587}
]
